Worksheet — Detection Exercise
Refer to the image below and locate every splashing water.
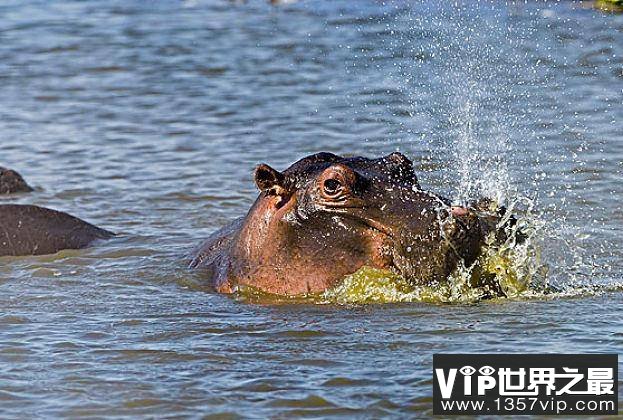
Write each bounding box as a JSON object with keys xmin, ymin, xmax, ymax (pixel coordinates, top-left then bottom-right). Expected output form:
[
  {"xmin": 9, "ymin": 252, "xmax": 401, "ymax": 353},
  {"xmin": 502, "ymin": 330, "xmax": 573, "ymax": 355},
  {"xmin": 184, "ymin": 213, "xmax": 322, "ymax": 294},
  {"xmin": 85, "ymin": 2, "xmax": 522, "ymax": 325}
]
[
  {"xmin": 322, "ymin": 199, "xmax": 548, "ymax": 305},
  {"xmin": 235, "ymin": 2, "xmax": 623, "ymax": 306},
  {"xmin": 451, "ymin": 96, "xmax": 513, "ymax": 206},
  {"xmin": 319, "ymin": 198, "xmax": 621, "ymax": 305}
]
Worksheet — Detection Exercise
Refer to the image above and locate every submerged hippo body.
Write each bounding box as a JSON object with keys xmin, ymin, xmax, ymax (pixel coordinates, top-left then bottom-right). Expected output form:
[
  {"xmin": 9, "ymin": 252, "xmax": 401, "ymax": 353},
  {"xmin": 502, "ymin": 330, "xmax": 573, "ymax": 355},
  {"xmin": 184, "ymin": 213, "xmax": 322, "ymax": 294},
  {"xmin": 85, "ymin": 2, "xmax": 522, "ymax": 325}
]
[
  {"xmin": 190, "ymin": 152, "xmax": 513, "ymax": 295},
  {"xmin": 0, "ymin": 167, "xmax": 33, "ymax": 194},
  {"xmin": 0, "ymin": 205, "xmax": 114, "ymax": 257}
]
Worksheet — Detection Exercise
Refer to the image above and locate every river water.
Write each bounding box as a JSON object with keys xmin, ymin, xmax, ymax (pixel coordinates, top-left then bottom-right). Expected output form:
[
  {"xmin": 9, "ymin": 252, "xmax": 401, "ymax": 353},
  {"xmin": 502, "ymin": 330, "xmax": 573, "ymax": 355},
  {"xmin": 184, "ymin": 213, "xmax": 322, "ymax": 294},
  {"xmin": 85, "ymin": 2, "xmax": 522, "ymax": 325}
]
[{"xmin": 1, "ymin": 0, "xmax": 622, "ymax": 417}]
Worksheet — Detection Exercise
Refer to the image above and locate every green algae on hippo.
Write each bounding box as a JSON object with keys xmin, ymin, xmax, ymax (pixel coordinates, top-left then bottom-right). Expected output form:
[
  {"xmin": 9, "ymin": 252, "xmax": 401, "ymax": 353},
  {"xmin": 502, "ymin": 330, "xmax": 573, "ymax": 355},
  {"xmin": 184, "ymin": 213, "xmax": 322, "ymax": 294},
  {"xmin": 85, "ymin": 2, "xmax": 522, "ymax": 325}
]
[{"xmin": 190, "ymin": 152, "xmax": 518, "ymax": 296}]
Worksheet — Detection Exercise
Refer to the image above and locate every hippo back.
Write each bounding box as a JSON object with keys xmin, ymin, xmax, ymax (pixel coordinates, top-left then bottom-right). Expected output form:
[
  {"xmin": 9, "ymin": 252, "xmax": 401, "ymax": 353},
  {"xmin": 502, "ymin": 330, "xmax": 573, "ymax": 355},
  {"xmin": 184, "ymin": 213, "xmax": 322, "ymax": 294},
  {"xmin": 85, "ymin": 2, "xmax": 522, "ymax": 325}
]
[{"xmin": 0, "ymin": 205, "xmax": 114, "ymax": 257}]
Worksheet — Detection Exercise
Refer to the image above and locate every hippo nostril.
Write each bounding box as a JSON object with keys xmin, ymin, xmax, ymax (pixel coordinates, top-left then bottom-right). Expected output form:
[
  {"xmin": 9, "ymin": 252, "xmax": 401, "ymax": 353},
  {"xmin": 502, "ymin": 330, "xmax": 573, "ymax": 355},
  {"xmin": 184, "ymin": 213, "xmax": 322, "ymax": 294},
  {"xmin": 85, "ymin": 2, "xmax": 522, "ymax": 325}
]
[
  {"xmin": 451, "ymin": 206, "xmax": 469, "ymax": 217},
  {"xmin": 323, "ymin": 178, "xmax": 341, "ymax": 195}
]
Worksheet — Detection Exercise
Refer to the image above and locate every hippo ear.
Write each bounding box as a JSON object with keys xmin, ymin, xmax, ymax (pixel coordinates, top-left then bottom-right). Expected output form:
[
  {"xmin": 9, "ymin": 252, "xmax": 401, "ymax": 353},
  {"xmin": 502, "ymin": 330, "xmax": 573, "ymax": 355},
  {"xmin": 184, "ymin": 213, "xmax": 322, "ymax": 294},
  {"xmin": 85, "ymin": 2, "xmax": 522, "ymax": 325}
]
[
  {"xmin": 386, "ymin": 152, "xmax": 409, "ymax": 164},
  {"xmin": 254, "ymin": 164, "xmax": 286, "ymax": 194},
  {"xmin": 385, "ymin": 152, "xmax": 420, "ymax": 188}
]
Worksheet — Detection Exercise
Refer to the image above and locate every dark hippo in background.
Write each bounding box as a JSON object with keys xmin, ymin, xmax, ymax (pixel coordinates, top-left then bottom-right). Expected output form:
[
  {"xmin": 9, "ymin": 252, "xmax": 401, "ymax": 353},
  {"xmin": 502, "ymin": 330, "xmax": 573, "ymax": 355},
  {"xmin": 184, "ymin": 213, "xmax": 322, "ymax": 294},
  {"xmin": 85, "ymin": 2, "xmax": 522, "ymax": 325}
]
[
  {"xmin": 0, "ymin": 206, "xmax": 114, "ymax": 257},
  {"xmin": 190, "ymin": 152, "xmax": 516, "ymax": 296},
  {"xmin": 0, "ymin": 167, "xmax": 114, "ymax": 256},
  {"xmin": 0, "ymin": 167, "xmax": 114, "ymax": 257},
  {"xmin": 0, "ymin": 167, "xmax": 33, "ymax": 194}
]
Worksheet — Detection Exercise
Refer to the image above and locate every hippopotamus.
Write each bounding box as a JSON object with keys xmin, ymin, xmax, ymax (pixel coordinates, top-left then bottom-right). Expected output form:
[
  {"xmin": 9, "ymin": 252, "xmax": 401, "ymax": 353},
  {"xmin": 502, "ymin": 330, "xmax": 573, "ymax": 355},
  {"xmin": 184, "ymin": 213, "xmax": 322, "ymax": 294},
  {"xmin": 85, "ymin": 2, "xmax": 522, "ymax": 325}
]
[
  {"xmin": 0, "ymin": 168, "xmax": 114, "ymax": 256},
  {"xmin": 189, "ymin": 152, "xmax": 515, "ymax": 295},
  {"xmin": 0, "ymin": 205, "xmax": 114, "ymax": 257},
  {"xmin": 0, "ymin": 167, "xmax": 33, "ymax": 194}
]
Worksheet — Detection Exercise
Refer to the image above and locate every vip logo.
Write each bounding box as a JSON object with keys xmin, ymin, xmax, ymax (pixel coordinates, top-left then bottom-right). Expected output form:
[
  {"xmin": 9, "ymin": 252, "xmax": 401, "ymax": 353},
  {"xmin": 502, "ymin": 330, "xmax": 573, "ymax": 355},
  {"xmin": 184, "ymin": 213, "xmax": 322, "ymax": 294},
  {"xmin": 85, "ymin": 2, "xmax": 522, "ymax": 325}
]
[
  {"xmin": 432, "ymin": 354, "xmax": 618, "ymax": 415},
  {"xmin": 436, "ymin": 365, "xmax": 499, "ymax": 398},
  {"xmin": 436, "ymin": 364, "xmax": 615, "ymax": 398}
]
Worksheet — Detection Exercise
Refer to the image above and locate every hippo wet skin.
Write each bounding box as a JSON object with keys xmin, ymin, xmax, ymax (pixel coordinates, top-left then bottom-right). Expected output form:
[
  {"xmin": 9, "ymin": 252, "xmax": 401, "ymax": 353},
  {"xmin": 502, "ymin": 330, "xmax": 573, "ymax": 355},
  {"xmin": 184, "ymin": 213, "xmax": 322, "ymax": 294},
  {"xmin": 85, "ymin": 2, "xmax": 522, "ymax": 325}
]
[
  {"xmin": 0, "ymin": 167, "xmax": 33, "ymax": 194},
  {"xmin": 190, "ymin": 152, "xmax": 514, "ymax": 296},
  {"xmin": 0, "ymin": 205, "xmax": 114, "ymax": 257}
]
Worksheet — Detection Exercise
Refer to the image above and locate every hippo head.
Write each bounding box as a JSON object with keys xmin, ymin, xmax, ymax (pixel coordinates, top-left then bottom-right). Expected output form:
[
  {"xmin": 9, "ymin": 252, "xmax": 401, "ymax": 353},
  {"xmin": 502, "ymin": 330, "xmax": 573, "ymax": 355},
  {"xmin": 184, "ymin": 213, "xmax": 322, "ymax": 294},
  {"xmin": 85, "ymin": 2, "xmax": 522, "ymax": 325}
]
[
  {"xmin": 222, "ymin": 152, "xmax": 484, "ymax": 295},
  {"xmin": 0, "ymin": 167, "xmax": 33, "ymax": 195}
]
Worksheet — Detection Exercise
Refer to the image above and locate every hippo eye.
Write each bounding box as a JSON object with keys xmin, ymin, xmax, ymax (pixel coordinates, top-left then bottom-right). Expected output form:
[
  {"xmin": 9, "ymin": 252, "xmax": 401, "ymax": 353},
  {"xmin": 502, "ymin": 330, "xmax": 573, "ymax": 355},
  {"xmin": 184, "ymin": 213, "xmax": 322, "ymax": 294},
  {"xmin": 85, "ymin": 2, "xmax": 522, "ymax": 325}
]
[{"xmin": 323, "ymin": 178, "xmax": 342, "ymax": 195}]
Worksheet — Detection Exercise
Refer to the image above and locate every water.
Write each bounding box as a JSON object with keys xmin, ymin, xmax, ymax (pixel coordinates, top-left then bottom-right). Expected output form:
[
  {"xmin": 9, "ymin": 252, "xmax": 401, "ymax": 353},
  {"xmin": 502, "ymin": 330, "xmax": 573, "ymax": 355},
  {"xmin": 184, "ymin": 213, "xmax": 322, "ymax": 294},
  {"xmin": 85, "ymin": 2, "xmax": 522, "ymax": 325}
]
[{"xmin": 1, "ymin": 0, "xmax": 622, "ymax": 417}]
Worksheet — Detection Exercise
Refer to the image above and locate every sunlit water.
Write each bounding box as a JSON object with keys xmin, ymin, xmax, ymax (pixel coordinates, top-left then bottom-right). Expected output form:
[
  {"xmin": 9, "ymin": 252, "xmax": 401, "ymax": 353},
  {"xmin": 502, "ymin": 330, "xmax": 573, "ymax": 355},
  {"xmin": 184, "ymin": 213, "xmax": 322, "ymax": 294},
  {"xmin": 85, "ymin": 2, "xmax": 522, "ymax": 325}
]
[{"xmin": 1, "ymin": 0, "xmax": 622, "ymax": 417}]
